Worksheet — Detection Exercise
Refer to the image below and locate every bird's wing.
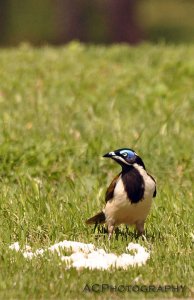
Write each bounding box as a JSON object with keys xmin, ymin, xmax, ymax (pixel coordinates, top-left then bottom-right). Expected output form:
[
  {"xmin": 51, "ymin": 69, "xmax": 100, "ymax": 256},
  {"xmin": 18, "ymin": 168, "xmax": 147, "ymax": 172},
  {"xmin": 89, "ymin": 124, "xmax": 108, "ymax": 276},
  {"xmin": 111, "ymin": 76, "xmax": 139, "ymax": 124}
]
[
  {"xmin": 147, "ymin": 172, "xmax": 157, "ymax": 198},
  {"xmin": 105, "ymin": 173, "xmax": 121, "ymax": 202}
]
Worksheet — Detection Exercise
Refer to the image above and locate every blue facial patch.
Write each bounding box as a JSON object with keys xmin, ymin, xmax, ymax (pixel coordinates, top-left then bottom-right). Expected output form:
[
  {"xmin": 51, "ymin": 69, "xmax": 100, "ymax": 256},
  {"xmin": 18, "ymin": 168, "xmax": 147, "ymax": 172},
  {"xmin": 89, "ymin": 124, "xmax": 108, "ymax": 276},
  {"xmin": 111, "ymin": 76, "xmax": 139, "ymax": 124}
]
[{"xmin": 119, "ymin": 149, "xmax": 135, "ymax": 159}]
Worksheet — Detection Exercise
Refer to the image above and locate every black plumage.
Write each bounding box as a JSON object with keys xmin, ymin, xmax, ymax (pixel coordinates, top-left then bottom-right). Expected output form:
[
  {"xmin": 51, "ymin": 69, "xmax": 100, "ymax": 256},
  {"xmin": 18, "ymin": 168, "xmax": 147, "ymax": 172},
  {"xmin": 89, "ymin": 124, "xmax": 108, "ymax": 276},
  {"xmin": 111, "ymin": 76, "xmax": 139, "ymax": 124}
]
[{"xmin": 122, "ymin": 166, "xmax": 145, "ymax": 203}]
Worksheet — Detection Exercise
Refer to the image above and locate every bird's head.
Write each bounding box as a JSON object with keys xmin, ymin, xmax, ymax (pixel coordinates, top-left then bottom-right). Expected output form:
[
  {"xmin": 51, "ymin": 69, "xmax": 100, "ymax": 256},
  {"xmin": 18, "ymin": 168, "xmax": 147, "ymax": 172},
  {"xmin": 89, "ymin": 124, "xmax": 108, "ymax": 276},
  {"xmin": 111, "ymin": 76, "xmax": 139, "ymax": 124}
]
[{"xmin": 103, "ymin": 148, "xmax": 145, "ymax": 169}]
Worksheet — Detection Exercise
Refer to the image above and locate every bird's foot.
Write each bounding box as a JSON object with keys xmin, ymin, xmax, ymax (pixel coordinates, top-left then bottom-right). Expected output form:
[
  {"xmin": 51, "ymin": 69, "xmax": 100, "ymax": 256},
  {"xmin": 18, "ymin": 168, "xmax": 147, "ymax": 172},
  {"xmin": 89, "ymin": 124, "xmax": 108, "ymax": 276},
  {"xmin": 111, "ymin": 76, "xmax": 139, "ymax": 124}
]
[{"xmin": 108, "ymin": 224, "xmax": 114, "ymax": 240}]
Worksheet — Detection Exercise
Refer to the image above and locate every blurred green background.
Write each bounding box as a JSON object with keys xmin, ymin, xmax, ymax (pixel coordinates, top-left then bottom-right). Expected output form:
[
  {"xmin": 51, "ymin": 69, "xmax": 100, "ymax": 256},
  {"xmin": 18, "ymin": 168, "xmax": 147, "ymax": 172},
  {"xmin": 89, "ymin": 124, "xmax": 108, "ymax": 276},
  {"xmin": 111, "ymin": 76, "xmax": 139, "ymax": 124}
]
[{"xmin": 1, "ymin": 0, "xmax": 194, "ymax": 46}]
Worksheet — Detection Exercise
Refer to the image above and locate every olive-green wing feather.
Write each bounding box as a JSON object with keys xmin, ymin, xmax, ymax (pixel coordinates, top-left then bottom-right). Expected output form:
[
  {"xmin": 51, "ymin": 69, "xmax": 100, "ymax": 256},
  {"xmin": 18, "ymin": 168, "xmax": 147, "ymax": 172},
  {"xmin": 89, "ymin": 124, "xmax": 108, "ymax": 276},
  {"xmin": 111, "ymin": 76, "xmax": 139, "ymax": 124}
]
[{"xmin": 105, "ymin": 173, "xmax": 121, "ymax": 202}]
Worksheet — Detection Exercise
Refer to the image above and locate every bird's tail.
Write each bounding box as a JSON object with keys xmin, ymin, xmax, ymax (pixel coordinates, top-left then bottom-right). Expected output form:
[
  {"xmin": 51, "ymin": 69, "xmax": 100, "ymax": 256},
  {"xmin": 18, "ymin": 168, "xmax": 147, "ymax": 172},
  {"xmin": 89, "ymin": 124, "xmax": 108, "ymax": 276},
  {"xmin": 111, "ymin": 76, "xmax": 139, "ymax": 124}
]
[{"xmin": 85, "ymin": 211, "xmax": 105, "ymax": 225}]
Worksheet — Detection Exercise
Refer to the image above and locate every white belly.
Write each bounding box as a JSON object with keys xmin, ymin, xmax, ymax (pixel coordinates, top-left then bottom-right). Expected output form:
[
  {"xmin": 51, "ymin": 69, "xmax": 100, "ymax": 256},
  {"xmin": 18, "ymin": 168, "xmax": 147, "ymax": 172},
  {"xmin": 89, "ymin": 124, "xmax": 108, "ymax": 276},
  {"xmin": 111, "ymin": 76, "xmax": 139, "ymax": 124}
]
[{"xmin": 104, "ymin": 166, "xmax": 155, "ymax": 226}]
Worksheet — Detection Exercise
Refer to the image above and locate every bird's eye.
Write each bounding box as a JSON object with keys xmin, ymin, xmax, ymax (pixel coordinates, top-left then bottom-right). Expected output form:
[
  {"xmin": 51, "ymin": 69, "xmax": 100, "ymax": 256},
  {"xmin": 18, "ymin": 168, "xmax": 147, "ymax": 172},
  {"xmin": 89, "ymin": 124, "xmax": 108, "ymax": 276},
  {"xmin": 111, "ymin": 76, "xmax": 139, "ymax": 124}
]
[{"xmin": 123, "ymin": 152, "xmax": 128, "ymax": 157}]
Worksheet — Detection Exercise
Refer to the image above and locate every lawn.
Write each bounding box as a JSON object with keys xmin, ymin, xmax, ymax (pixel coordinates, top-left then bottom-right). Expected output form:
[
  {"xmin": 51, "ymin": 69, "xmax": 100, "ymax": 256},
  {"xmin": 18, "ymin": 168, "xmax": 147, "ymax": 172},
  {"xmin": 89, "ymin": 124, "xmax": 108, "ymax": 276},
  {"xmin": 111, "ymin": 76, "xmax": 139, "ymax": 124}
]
[{"xmin": 0, "ymin": 42, "xmax": 193, "ymax": 299}]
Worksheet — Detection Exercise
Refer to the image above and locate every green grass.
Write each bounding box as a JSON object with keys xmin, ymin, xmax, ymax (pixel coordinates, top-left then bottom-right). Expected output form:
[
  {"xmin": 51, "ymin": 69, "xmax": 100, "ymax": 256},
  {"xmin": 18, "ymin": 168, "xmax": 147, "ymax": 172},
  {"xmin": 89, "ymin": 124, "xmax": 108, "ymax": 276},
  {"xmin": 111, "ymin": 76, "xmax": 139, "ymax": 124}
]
[{"xmin": 0, "ymin": 42, "xmax": 193, "ymax": 299}]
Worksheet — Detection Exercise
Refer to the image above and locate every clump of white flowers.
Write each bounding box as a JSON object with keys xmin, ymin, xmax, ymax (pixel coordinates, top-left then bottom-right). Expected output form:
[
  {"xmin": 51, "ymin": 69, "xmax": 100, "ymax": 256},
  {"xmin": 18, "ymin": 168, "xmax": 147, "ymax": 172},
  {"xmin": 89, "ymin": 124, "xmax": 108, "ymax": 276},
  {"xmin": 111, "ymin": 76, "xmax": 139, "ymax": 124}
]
[{"xmin": 9, "ymin": 240, "xmax": 150, "ymax": 270}]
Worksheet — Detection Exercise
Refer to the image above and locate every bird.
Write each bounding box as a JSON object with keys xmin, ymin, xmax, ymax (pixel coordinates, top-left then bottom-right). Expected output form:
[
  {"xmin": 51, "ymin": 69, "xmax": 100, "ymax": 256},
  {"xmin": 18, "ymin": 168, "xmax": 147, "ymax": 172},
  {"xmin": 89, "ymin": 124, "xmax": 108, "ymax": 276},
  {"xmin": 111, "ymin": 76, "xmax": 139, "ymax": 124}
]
[{"xmin": 86, "ymin": 148, "xmax": 156, "ymax": 239}]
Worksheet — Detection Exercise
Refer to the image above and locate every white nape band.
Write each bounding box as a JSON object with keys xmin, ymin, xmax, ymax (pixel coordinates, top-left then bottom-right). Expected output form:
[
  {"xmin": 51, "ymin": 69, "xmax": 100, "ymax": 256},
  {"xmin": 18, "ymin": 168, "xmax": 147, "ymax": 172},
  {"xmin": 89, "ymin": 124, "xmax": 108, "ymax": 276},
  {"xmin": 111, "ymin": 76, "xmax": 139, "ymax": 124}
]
[{"xmin": 114, "ymin": 156, "xmax": 131, "ymax": 165}]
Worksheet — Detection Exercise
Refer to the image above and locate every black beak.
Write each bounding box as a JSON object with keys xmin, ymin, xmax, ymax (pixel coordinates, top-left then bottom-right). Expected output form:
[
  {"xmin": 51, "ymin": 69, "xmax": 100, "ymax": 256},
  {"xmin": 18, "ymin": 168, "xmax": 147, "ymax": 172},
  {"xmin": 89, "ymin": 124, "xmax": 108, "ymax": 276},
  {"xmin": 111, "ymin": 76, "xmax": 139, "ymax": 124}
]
[{"xmin": 103, "ymin": 152, "xmax": 115, "ymax": 158}]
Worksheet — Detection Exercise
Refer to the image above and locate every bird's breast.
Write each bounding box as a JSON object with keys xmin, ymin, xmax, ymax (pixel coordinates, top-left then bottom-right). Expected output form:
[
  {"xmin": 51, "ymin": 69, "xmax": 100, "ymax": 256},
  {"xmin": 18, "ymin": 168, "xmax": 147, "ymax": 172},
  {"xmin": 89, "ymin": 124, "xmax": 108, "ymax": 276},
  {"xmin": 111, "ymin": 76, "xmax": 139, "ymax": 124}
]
[
  {"xmin": 104, "ymin": 166, "xmax": 155, "ymax": 226},
  {"xmin": 133, "ymin": 163, "xmax": 156, "ymax": 200}
]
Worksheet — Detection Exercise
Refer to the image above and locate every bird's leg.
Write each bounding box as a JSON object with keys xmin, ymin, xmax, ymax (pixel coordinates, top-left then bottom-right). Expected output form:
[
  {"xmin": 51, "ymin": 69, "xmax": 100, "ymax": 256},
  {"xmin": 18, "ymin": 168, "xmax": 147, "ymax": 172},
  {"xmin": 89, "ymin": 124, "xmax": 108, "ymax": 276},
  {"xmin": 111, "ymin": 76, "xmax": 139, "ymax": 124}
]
[
  {"xmin": 108, "ymin": 224, "xmax": 115, "ymax": 239},
  {"xmin": 93, "ymin": 222, "xmax": 98, "ymax": 233},
  {"xmin": 135, "ymin": 220, "xmax": 145, "ymax": 237},
  {"xmin": 125, "ymin": 225, "xmax": 129, "ymax": 234}
]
